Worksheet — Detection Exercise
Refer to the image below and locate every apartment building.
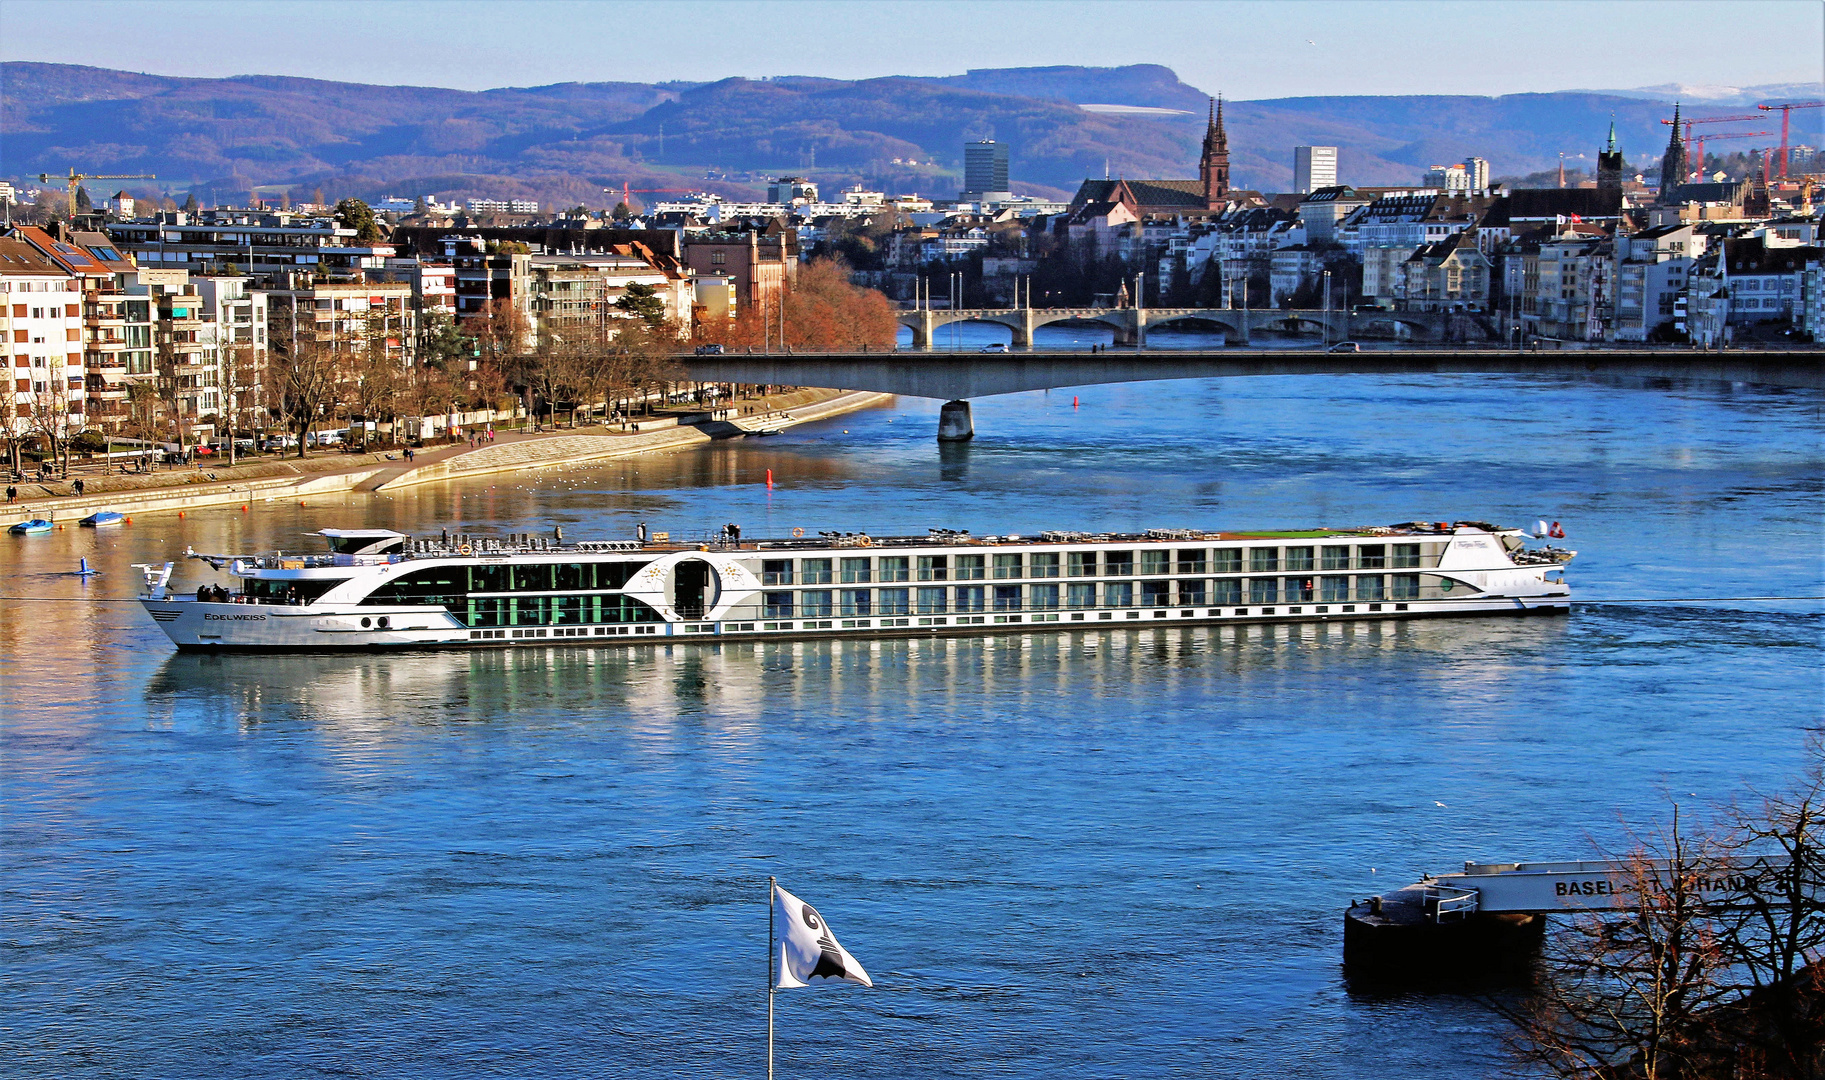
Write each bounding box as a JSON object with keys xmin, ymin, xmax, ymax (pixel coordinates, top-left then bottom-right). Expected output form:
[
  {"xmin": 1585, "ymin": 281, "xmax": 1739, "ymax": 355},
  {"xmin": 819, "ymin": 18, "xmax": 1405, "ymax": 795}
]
[
  {"xmin": 108, "ymin": 210, "xmax": 395, "ymax": 285},
  {"xmin": 0, "ymin": 237, "xmax": 84, "ymax": 443},
  {"xmin": 12, "ymin": 225, "xmax": 154, "ymax": 434}
]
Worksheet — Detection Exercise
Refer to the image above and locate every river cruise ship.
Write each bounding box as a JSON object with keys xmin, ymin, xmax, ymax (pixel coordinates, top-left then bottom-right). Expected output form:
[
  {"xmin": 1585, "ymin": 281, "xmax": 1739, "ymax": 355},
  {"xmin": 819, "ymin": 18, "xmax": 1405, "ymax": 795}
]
[{"xmin": 138, "ymin": 522, "xmax": 1573, "ymax": 651}]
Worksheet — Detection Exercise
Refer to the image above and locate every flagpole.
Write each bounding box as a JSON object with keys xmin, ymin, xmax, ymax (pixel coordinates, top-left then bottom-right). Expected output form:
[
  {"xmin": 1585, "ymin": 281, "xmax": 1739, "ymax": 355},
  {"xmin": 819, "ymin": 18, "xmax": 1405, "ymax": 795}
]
[{"xmin": 767, "ymin": 875, "xmax": 775, "ymax": 1080}]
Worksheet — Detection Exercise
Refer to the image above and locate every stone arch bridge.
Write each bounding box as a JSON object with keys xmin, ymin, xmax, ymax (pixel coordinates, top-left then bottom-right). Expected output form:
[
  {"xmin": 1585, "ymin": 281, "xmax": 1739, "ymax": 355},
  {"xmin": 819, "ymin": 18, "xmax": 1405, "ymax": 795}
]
[{"xmin": 897, "ymin": 306, "xmax": 1479, "ymax": 348}]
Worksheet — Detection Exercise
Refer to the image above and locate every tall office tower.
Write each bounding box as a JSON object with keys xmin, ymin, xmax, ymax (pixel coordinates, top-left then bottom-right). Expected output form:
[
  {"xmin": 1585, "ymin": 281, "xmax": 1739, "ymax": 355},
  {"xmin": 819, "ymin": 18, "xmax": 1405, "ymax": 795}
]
[
  {"xmin": 1293, "ymin": 146, "xmax": 1339, "ymax": 193},
  {"xmin": 962, "ymin": 141, "xmax": 1011, "ymax": 201},
  {"xmin": 1461, "ymin": 156, "xmax": 1490, "ymax": 191}
]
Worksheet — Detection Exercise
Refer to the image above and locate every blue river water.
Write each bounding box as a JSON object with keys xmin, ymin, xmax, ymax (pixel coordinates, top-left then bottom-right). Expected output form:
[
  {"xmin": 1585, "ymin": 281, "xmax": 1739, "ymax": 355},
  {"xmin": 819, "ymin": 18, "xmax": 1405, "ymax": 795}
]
[{"xmin": 3, "ymin": 365, "xmax": 1822, "ymax": 1078}]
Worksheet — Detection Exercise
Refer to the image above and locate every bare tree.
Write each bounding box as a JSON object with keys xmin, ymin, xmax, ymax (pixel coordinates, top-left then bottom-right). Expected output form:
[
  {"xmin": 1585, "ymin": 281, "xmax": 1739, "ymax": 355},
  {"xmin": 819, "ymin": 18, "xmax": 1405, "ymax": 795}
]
[
  {"xmin": 272, "ymin": 334, "xmax": 338, "ymax": 458},
  {"xmin": 1710, "ymin": 751, "xmax": 1825, "ymax": 1076},
  {"xmin": 1496, "ymin": 755, "xmax": 1825, "ymax": 1080}
]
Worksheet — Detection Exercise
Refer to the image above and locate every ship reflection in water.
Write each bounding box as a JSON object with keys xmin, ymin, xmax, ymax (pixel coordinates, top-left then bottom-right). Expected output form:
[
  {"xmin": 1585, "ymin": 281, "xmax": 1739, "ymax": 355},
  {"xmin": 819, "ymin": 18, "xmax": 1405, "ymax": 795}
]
[{"xmin": 144, "ymin": 615, "xmax": 1569, "ymax": 740}]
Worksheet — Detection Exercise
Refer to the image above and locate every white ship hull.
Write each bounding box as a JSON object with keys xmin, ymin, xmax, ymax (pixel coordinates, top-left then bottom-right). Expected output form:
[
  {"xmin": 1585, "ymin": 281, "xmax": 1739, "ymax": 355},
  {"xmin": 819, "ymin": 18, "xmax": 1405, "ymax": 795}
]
[
  {"xmin": 142, "ymin": 592, "xmax": 1568, "ymax": 651},
  {"xmin": 139, "ymin": 522, "xmax": 1573, "ymax": 652}
]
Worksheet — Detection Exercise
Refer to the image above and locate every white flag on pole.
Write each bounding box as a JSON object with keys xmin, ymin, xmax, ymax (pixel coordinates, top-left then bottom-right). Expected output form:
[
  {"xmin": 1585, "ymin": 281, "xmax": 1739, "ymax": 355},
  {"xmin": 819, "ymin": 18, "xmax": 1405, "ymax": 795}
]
[{"xmin": 773, "ymin": 883, "xmax": 873, "ymax": 988}]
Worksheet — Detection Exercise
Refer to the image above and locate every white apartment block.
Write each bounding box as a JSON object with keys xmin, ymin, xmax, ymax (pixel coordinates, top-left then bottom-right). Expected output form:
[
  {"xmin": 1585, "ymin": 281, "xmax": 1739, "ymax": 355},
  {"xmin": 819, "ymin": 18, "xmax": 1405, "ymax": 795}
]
[{"xmin": 1, "ymin": 238, "xmax": 84, "ymax": 441}]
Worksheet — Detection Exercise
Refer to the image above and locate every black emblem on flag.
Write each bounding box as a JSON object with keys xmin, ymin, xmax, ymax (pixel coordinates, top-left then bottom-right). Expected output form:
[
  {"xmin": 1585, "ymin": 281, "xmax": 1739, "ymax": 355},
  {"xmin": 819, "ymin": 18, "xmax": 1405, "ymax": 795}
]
[{"xmin": 802, "ymin": 904, "xmax": 850, "ymax": 980}]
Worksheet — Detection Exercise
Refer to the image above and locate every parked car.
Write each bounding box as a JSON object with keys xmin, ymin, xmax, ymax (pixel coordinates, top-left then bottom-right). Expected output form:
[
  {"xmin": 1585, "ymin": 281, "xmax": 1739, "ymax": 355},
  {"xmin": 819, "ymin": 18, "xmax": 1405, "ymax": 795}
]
[
  {"xmin": 1327, "ymin": 341, "xmax": 1362, "ymax": 353},
  {"xmin": 263, "ymin": 434, "xmax": 297, "ymax": 452},
  {"xmin": 233, "ymin": 438, "xmax": 257, "ymax": 453},
  {"xmin": 980, "ymin": 342, "xmax": 1008, "ymax": 353},
  {"xmin": 695, "ymin": 343, "xmax": 726, "ymax": 355}
]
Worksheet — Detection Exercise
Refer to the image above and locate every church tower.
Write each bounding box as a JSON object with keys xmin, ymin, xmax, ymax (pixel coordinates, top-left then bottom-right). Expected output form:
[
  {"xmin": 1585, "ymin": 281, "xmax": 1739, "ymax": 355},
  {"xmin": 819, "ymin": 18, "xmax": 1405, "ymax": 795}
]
[
  {"xmin": 1658, "ymin": 102, "xmax": 1687, "ymax": 202},
  {"xmin": 1201, "ymin": 95, "xmax": 1231, "ymax": 209},
  {"xmin": 1597, "ymin": 119, "xmax": 1624, "ymax": 198}
]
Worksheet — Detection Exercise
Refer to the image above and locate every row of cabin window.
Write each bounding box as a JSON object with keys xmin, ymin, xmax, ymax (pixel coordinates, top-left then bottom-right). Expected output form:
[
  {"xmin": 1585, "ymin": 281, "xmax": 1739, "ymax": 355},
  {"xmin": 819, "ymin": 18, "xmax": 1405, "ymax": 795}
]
[
  {"xmin": 362, "ymin": 562, "xmax": 647, "ymax": 604},
  {"xmin": 758, "ymin": 575, "xmax": 1434, "ymax": 617},
  {"xmin": 759, "ymin": 545, "xmax": 1427, "ymax": 586},
  {"xmin": 460, "ymin": 594, "xmax": 661, "ymax": 627}
]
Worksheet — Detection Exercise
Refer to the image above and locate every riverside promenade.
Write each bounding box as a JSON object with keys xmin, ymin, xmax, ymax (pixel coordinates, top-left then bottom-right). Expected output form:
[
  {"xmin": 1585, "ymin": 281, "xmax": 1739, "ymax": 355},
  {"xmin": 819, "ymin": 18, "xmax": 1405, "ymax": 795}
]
[{"xmin": 6, "ymin": 389, "xmax": 890, "ymax": 523}]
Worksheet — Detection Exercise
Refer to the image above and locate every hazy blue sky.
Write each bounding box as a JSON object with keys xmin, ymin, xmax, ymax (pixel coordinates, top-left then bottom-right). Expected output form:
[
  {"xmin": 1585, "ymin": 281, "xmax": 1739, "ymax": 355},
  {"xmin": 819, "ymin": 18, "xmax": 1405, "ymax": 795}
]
[{"xmin": 3, "ymin": 0, "xmax": 1820, "ymax": 98}]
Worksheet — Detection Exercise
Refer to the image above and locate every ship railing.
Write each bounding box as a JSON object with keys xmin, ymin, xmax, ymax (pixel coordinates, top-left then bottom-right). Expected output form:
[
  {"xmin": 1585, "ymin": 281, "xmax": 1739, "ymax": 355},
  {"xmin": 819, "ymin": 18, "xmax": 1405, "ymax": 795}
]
[{"xmin": 1423, "ymin": 883, "xmax": 1480, "ymax": 924}]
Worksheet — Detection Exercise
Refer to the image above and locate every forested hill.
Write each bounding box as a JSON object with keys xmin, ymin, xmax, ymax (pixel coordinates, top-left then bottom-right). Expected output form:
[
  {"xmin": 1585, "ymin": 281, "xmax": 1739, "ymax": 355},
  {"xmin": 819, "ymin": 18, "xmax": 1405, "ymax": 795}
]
[{"xmin": 3, "ymin": 61, "xmax": 1748, "ymax": 209}]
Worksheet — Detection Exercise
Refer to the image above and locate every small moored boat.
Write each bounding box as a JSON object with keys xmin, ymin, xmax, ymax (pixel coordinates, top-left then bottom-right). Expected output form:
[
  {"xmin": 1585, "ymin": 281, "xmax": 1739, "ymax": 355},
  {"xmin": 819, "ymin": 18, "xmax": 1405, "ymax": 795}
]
[
  {"xmin": 80, "ymin": 511, "xmax": 125, "ymax": 528},
  {"xmin": 9, "ymin": 518, "xmax": 53, "ymax": 535}
]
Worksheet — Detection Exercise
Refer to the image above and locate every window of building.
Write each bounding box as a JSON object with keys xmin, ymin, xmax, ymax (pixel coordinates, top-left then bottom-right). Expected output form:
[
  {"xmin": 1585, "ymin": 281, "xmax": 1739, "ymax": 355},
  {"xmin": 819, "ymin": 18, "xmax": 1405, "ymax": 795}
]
[
  {"xmin": 1067, "ymin": 551, "xmax": 1097, "ymax": 577},
  {"xmin": 916, "ymin": 586, "xmax": 948, "ymax": 614},
  {"xmin": 1176, "ymin": 549, "xmax": 1206, "ymax": 575},
  {"xmin": 710, "ymin": 251, "xmax": 727, "ymax": 265},
  {"xmin": 1357, "ymin": 545, "xmax": 1386, "ymax": 569},
  {"xmin": 1029, "ymin": 583, "xmax": 1059, "ymax": 610},
  {"xmin": 1248, "ymin": 578, "xmax": 1278, "ymax": 604},
  {"xmin": 1067, "ymin": 583, "xmax": 1096, "ymax": 608},
  {"xmin": 1320, "ymin": 545, "xmax": 1350, "ymax": 570},
  {"xmin": 1104, "ymin": 551, "xmax": 1134, "ymax": 577},
  {"xmin": 764, "ymin": 592, "xmax": 794, "ymax": 618},
  {"xmin": 917, "ymin": 555, "xmax": 948, "ymax": 581},
  {"xmin": 839, "ymin": 557, "xmax": 871, "ymax": 584},
  {"xmin": 1392, "ymin": 574, "xmax": 1421, "ymax": 600},
  {"xmin": 1140, "ymin": 550, "xmax": 1170, "ymax": 576},
  {"xmin": 1392, "ymin": 544, "xmax": 1421, "ymax": 569},
  {"xmin": 1249, "ymin": 548, "xmax": 1279, "ymax": 573},
  {"xmin": 1321, "ymin": 576, "xmax": 1350, "ymax": 602},
  {"xmin": 1029, "ymin": 552, "xmax": 1060, "ymax": 578},
  {"xmin": 1104, "ymin": 581, "xmax": 1134, "ymax": 608},
  {"xmin": 1355, "ymin": 575, "xmax": 1386, "ymax": 601},
  {"xmin": 955, "ymin": 554, "xmax": 985, "ymax": 580},
  {"xmin": 800, "ymin": 590, "xmax": 833, "ymax": 618},
  {"xmin": 800, "ymin": 558, "xmax": 832, "ymax": 585},
  {"xmin": 840, "ymin": 589, "xmax": 872, "ymax": 616},
  {"xmin": 955, "ymin": 586, "xmax": 986, "ymax": 613},
  {"xmin": 878, "ymin": 557, "xmax": 910, "ymax": 583},
  {"xmin": 1213, "ymin": 548, "xmax": 1242, "ymax": 574},
  {"xmin": 1284, "ymin": 546, "xmax": 1314, "ymax": 572},
  {"xmin": 762, "ymin": 559, "xmax": 793, "ymax": 586},
  {"xmin": 992, "ymin": 554, "xmax": 1022, "ymax": 579},
  {"xmin": 876, "ymin": 588, "xmax": 910, "ymax": 615},
  {"xmin": 1141, "ymin": 581, "xmax": 1171, "ymax": 607}
]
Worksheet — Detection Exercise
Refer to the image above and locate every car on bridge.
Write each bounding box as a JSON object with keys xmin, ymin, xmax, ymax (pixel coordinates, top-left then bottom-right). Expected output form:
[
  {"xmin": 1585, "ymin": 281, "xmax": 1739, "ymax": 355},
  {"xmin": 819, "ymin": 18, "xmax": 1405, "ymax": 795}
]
[
  {"xmin": 694, "ymin": 343, "xmax": 725, "ymax": 355},
  {"xmin": 980, "ymin": 342, "xmax": 1008, "ymax": 353},
  {"xmin": 1327, "ymin": 341, "xmax": 1361, "ymax": 353}
]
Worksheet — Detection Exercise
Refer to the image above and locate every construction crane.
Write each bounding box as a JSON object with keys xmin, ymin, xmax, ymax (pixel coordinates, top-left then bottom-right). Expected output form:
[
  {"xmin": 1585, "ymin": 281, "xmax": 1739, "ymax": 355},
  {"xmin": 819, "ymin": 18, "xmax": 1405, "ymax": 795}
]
[
  {"xmin": 1661, "ymin": 113, "xmax": 1765, "ymax": 181},
  {"xmin": 1757, "ymin": 100, "xmax": 1824, "ymax": 178},
  {"xmin": 1681, "ymin": 130, "xmax": 1775, "ymax": 181},
  {"xmin": 37, "ymin": 168, "xmax": 157, "ymax": 216},
  {"xmin": 609, "ymin": 182, "xmax": 701, "ymax": 207}
]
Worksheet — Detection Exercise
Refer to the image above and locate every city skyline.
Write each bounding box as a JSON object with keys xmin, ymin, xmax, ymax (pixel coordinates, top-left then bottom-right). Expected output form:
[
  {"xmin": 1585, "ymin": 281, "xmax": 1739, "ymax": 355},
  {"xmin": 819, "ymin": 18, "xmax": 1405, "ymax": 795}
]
[{"xmin": 3, "ymin": 0, "xmax": 1820, "ymax": 100}]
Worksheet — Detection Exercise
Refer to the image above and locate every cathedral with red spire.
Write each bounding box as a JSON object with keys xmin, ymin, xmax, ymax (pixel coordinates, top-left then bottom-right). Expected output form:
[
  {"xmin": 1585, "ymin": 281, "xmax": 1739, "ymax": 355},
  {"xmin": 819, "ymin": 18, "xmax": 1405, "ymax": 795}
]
[{"xmin": 1066, "ymin": 95, "xmax": 1253, "ymax": 219}]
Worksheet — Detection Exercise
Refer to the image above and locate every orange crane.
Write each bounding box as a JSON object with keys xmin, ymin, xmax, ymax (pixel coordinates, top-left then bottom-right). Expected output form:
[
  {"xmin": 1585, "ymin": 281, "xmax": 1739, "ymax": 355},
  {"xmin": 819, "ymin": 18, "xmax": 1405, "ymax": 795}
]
[
  {"xmin": 1661, "ymin": 113, "xmax": 1765, "ymax": 181},
  {"xmin": 610, "ymin": 182, "xmax": 701, "ymax": 208},
  {"xmin": 1757, "ymin": 101, "xmax": 1824, "ymax": 178},
  {"xmin": 38, "ymin": 167, "xmax": 157, "ymax": 215},
  {"xmin": 1681, "ymin": 130, "xmax": 1775, "ymax": 180}
]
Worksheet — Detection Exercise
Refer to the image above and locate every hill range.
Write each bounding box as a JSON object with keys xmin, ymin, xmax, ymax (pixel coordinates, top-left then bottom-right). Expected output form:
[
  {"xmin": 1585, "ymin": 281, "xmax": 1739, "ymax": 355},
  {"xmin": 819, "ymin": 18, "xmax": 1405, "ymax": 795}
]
[{"xmin": 4, "ymin": 61, "xmax": 1817, "ymax": 210}]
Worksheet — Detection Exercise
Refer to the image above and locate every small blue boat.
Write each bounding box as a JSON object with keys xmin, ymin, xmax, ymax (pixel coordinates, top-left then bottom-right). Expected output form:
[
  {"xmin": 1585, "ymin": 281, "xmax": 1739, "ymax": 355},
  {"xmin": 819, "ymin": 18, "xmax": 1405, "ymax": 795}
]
[
  {"xmin": 9, "ymin": 518, "xmax": 53, "ymax": 535},
  {"xmin": 80, "ymin": 511, "xmax": 125, "ymax": 527}
]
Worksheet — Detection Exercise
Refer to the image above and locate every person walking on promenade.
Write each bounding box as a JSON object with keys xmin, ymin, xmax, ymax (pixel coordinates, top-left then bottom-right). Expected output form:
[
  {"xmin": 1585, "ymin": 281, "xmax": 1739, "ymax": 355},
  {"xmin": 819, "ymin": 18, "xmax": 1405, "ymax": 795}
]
[
  {"xmin": 73, "ymin": 478, "xmax": 85, "ymax": 497},
  {"xmin": 5, "ymin": 485, "xmax": 15, "ymax": 503}
]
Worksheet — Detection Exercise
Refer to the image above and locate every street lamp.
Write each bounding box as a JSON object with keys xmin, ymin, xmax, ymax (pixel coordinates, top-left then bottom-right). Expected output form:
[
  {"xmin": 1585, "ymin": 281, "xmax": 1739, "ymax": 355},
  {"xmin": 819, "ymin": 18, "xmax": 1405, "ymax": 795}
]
[{"xmin": 1322, "ymin": 269, "xmax": 1331, "ymax": 348}]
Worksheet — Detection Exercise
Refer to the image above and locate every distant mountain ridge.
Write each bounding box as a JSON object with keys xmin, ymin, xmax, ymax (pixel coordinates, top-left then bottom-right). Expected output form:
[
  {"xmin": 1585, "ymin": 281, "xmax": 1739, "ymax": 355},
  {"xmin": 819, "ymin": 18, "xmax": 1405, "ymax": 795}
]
[{"xmin": 6, "ymin": 61, "xmax": 1814, "ymax": 210}]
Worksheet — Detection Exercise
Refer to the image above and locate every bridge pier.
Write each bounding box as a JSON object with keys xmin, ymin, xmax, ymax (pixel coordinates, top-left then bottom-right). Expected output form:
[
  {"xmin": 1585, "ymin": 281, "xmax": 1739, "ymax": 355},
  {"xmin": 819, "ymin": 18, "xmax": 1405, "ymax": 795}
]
[{"xmin": 936, "ymin": 399, "xmax": 974, "ymax": 442}]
